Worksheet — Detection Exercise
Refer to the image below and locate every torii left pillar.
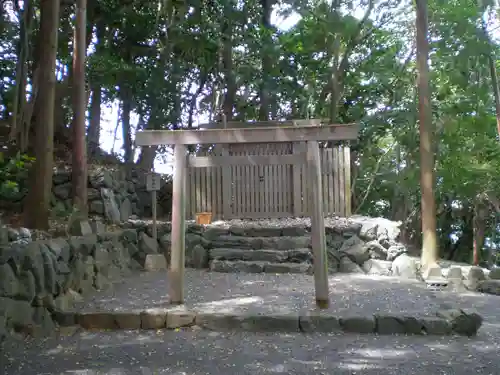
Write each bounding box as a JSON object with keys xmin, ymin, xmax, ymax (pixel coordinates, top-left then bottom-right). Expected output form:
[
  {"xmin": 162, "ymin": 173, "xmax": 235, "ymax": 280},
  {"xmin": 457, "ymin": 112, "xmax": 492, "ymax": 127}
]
[{"xmin": 169, "ymin": 144, "xmax": 187, "ymax": 304}]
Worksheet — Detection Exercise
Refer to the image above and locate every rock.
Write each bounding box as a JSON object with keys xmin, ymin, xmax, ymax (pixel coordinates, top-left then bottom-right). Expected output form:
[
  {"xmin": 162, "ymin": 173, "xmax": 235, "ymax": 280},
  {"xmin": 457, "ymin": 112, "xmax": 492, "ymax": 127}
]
[
  {"xmin": 391, "ymin": 254, "xmax": 418, "ymax": 279},
  {"xmin": 54, "ymin": 289, "xmax": 83, "ymax": 311},
  {"xmin": 362, "ymin": 259, "xmax": 392, "ymax": 276},
  {"xmin": 477, "ymin": 279, "xmax": 500, "ymax": 295},
  {"xmin": 120, "ymin": 198, "xmax": 132, "ymax": 221},
  {"xmin": 263, "ymin": 262, "xmax": 311, "ymax": 274},
  {"xmin": 386, "ymin": 245, "xmax": 407, "ymax": 261},
  {"xmin": 89, "ymin": 200, "xmax": 104, "ymax": 215},
  {"xmin": 100, "ymin": 188, "xmax": 121, "ymax": 224},
  {"xmin": 463, "ymin": 266, "xmax": 486, "ymax": 290},
  {"xmin": 46, "ymin": 238, "xmax": 70, "ymax": 262},
  {"xmin": 339, "ymin": 316, "xmax": 375, "ymax": 333},
  {"xmin": 166, "ymin": 310, "xmax": 196, "ymax": 329},
  {"xmin": 89, "ymin": 219, "xmax": 106, "ymax": 234},
  {"xmin": 0, "ymin": 263, "xmax": 18, "ymax": 298},
  {"xmin": 114, "ymin": 313, "xmax": 141, "ymax": 329},
  {"xmin": 18, "ymin": 227, "xmax": 31, "ymax": 240},
  {"xmin": 375, "ymin": 315, "xmax": 423, "ymax": 335},
  {"xmin": 488, "ymin": 267, "xmax": 500, "ymax": 280},
  {"xmin": 299, "ymin": 312, "xmax": 341, "ymax": 333},
  {"xmin": 436, "ymin": 309, "xmax": 483, "ymax": 336},
  {"xmin": 139, "ymin": 232, "xmax": 158, "ymax": 254},
  {"xmin": 364, "ymin": 240, "xmax": 387, "ymax": 260},
  {"xmin": 210, "ymin": 248, "xmax": 288, "ymax": 263},
  {"xmin": 53, "ymin": 183, "xmax": 72, "ymax": 200},
  {"xmin": 209, "ymin": 260, "xmax": 264, "ymax": 273},
  {"xmin": 338, "ymin": 235, "xmax": 369, "ymax": 265},
  {"xmin": 338, "ymin": 256, "xmax": 364, "ymax": 273},
  {"xmin": 0, "ymin": 226, "xmax": 8, "ymax": 246},
  {"xmin": 89, "ymin": 170, "xmax": 113, "ymax": 189},
  {"xmin": 140, "ymin": 309, "xmax": 167, "ymax": 329},
  {"xmin": 191, "ymin": 244, "xmax": 209, "ymax": 269},
  {"xmin": 68, "ymin": 218, "xmax": 93, "ymax": 237},
  {"xmin": 144, "ymin": 254, "xmax": 167, "ymax": 272},
  {"xmin": 422, "ymin": 265, "xmax": 442, "ymax": 280}
]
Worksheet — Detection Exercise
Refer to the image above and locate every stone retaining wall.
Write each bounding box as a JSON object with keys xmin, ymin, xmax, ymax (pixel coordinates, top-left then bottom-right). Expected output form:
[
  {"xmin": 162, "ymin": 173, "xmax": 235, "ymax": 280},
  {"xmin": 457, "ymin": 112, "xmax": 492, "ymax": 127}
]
[{"xmin": 0, "ymin": 216, "xmax": 498, "ymax": 341}]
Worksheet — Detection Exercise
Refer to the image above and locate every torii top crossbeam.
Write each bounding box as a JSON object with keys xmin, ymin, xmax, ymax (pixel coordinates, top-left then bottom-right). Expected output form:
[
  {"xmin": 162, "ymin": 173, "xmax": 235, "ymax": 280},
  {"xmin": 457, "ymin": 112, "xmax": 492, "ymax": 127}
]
[{"xmin": 135, "ymin": 123, "xmax": 359, "ymax": 146}]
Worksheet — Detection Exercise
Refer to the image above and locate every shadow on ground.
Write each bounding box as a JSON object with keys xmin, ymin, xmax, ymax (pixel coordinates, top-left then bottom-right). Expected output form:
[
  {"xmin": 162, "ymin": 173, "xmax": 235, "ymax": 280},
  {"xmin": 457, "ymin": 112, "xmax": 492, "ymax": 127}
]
[
  {"xmin": 73, "ymin": 270, "xmax": 457, "ymax": 316},
  {"xmin": 3, "ymin": 327, "xmax": 499, "ymax": 375}
]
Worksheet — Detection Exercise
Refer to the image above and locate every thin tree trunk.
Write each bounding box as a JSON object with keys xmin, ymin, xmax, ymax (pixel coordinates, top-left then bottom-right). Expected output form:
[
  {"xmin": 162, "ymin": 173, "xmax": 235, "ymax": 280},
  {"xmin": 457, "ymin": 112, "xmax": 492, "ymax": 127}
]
[
  {"xmin": 23, "ymin": 0, "xmax": 60, "ymax": 230},
  {"xmin": 87, "ymin": 85, "xmax": 101, "ymax": 156},
  {"xmin": 416, "ymin": 0, "xmax": 438, "ymax": 271},
  {"xmin": 121, "ymin": 92, "xmax": 133, "ymax": 163},
  {"xmin": 258, "ymin": 0, "xmax": 273, "ymax": 121},
  {"xmin": 72, "ymin": 0, "xmax": 88, "ymax": 215}
]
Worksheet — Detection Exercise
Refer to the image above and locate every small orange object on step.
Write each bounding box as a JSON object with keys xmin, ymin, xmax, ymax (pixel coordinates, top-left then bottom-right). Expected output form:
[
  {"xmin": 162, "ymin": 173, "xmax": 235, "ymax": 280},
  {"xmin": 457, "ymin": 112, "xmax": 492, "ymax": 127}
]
[{"xmin": 195, "ymin": 212, "xmax": 212, "ymax": 225}]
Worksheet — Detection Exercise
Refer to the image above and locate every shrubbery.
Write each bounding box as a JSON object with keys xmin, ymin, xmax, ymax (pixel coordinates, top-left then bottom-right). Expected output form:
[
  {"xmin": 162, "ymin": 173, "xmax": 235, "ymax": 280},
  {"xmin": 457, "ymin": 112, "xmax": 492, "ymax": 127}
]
[{"xmin": 0, "ymin": 152, "xmax": 35, "ymax": 201}]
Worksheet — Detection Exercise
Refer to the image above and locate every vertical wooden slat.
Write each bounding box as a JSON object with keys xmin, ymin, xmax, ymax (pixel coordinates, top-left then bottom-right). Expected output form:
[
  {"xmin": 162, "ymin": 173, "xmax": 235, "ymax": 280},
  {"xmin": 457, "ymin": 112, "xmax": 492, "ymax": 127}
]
[
  {"xmin": 338, "ymin": 146, "xmax": 346, "ymax": 216},
  {"xmin": 249, "ymin": 145, "xmax": 255, "ymax": 215},
  {"xmin": 333, "ymin": 147, "xmax": 340, "ymax": 214},
  {"xmin": 258, "ymin": 144, "xmax": 265, "ymax": 216},
  {"xmin": 343, "ymin": 146, "xmax": 351, "ymax": 216},
  {"xmin": 292, "ymin": 142, "xmax": 302, "ymax": 216},
  {"xmin": 276, "ymin": 145, "xmax": 282, "ymax": 213},
  {"xmin": 221, "ymin": 145, "xmax": 231, "ymax": 218},
  {"xmin": 327, "ymin": 149, "xmax": 334, "ymax": 216},
  {"xmin": 264, "ymin": 146, "xmax": 270, "ymax": 215}
]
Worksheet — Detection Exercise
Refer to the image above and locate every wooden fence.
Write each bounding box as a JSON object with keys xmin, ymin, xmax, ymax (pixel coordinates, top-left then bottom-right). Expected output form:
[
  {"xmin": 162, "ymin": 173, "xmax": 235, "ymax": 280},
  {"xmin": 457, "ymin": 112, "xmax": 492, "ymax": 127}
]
[{"xmin": 185, "ymin": 143, "xmax": 351, "ymax": 220}]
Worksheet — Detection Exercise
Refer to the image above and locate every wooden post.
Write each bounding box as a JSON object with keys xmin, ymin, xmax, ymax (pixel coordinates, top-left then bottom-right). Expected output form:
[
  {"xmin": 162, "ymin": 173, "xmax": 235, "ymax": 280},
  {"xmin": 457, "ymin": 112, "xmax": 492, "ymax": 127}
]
[
  {"xmin": 169, "ymin": 144, "xmax": 187, "ymax": 304},
  {"xmin": 151, "ymin": 190, "xmax": 157, "ymax": 241},
  {"xmin": 307, "ymin": 141, "xmax": 330, "ymax": 309},
  {"xmin": 146, "ymin": 172, "xmax": 161, "ymax": 241}
]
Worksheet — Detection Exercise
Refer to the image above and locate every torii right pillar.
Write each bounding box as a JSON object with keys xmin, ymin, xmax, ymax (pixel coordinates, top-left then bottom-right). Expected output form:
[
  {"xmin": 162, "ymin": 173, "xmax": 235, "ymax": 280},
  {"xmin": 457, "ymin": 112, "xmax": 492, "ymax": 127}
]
[{"xmin": 306, "ymin": 141, "xmax": 330, "ymax": 309}]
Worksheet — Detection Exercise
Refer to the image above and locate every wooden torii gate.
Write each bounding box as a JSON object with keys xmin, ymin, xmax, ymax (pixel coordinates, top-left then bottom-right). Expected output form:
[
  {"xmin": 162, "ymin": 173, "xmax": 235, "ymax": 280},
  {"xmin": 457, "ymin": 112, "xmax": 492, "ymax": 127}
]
[{"xmin": 135, "ymin": 123, "xmax": 359, "ymax": 308}]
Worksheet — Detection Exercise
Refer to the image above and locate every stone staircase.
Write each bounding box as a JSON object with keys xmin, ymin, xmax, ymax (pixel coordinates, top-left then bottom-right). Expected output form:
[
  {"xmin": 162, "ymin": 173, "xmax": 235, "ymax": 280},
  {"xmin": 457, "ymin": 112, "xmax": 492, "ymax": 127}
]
[{"xmin": 208, "ymin": 227, "xmax": 314, "ymax": 274}]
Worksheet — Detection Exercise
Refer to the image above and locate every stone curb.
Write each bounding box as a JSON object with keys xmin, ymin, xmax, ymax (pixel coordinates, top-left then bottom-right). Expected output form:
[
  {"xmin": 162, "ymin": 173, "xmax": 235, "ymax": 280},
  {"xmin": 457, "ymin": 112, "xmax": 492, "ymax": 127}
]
[{"xmin": 52, "ymin": 308, "xmax": 482, "ymax": 337}]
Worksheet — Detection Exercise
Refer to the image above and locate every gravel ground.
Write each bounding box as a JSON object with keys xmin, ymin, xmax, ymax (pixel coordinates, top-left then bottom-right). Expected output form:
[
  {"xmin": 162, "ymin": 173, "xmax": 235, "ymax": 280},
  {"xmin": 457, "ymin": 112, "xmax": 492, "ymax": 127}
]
[
  {"xmin": 2, "ymin": 324, "xmax": 500, "ymax": 375},
  {"xmin": 3, "ymin": 272, "xmax": 500, "ymax": 374},
  {"xmin": 72, "ymin": 270, "xmax": 460, "ymax": 316}
]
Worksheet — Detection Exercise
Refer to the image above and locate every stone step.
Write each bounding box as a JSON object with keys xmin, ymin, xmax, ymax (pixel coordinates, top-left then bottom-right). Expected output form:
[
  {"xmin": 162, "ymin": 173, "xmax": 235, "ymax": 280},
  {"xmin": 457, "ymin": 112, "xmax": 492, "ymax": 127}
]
[
  {"xmin": 210, "ymin": 235, "xmax": 311, "ymax": 250},
  {"xmin": 210, "ymin": 248, "xmax": 312, "ymax": 263},
  {"xmin": 209, "ymin": 259, "xmax": 312, "ymax": 274}
]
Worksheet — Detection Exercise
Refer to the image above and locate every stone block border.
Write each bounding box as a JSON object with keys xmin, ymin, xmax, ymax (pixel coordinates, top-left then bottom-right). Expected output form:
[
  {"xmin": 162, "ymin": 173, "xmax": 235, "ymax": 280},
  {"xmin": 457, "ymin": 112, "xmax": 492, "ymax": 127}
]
[{"xmin": 53, "ymin": 308, "xmax": 482, "ymax": 337}]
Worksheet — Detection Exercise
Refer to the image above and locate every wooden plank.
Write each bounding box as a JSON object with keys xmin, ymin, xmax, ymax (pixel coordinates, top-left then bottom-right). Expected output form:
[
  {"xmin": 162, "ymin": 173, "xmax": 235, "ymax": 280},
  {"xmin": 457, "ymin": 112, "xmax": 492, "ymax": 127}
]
[
  {"xmin": 327, "ymin": 149, "xmax": 334, "ymax": 215},
  {"xmin": 292, "ymin": 142, "xmax": 303, "ymax": 216},
  {"xmin": 344, "ymin": 146, "xmax": 352, "ymax": 216},
  {"xmin": 338, "ymin": 146, "xmax": 346, "ymax": 216},
  {"xmin": 135, "ymin": 124, "xmax": 360, "ymax": 146},
  {"xmin": 221, "ymin": 146, "xmax": 232, "ymax": 218},
  {"xmin": 258, "ymin": 145, "xmax": 265, "ymax": 216},
  {"xmin": 333, "ymin": 147, "xmax": 340, "ymax": 214},
  {"xmin": 187, "ymin": 152, "xmax": 307, "ymax": 167},
  {"xmin": 198, "ymin": 119, "xmax": 330, "ymax": 129},
  {"xmin": 306, "ymin": 141, "xmax": 329, "ymax": 309},
  {"xmin": 214, "ymin": 148, "xmax": 222, "ymax": 219},
  {"xmin": 189, "ymin": 159, "xmax": 196, "ymax": 219},
  {"xmin": 169, "ymin": 144, "xmax": 187, "ymax": 304}
]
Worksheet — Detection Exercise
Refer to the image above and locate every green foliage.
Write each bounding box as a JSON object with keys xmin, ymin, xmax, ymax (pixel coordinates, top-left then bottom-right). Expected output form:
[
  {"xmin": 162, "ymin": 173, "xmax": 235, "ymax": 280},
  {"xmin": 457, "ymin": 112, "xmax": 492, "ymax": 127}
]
[{"xmin": 0, "ymin": 152, "xmax": 35, "ymax": 201}]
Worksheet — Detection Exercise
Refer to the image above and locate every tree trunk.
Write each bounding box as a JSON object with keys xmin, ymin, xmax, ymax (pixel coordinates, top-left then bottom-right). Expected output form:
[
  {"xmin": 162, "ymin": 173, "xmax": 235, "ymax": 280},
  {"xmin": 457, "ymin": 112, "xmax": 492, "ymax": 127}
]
[
  {"xmin": 23, "ymin": 0, "xmax": 60, "ymax": 230},
  {"xmin": 87, "ymin": 85, "xmax": 101, "ymax": 156},
  {"xmin": 416, "ymin": 0, "xmax": 438, "ymax": 271},
  {"xmin": 258, "ymin": 0, "xmax": 273, "ymax": 121},
  {"xmin": 222, "ymin": 0, "xmax": 236, "ymax": 121},
  {"xmin": 121, "ymin": 92, "xmax": 133, "ymax": 163},
  {"xmin": 71, "ymin": 0, "xmax": 88, "ymax": 215}
]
